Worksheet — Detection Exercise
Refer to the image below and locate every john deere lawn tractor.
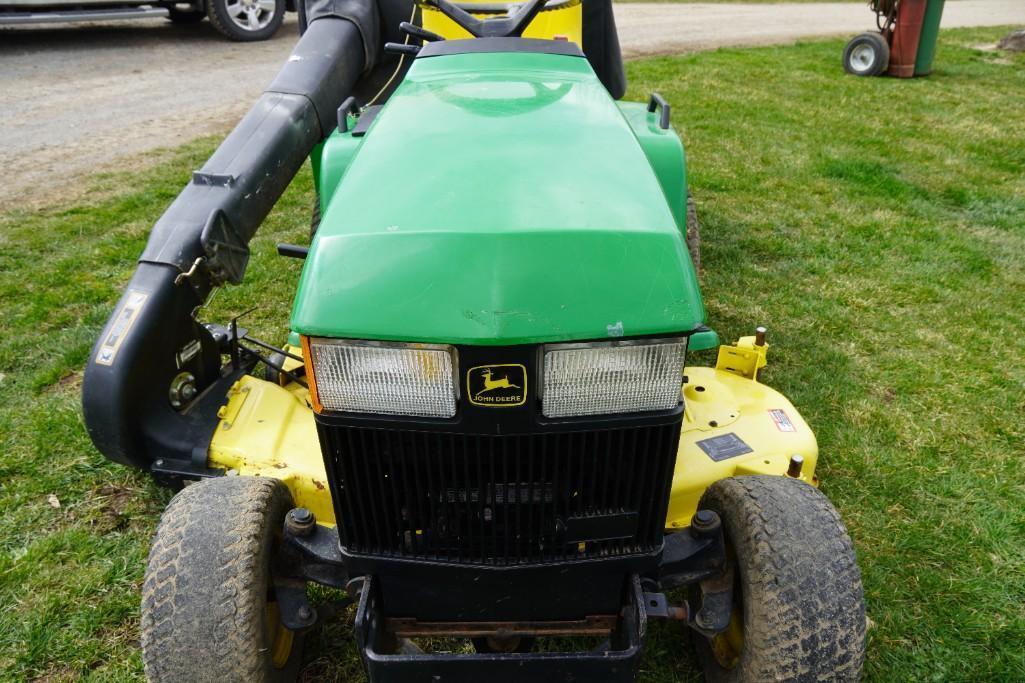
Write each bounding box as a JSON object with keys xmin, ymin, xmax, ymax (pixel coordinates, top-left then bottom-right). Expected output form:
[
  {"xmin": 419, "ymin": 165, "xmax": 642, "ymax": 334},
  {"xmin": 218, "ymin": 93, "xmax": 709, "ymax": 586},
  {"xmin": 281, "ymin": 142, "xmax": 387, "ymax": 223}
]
[{"xmin": 82, "ymin": 0, "xmax": 866, "ymax": 680}]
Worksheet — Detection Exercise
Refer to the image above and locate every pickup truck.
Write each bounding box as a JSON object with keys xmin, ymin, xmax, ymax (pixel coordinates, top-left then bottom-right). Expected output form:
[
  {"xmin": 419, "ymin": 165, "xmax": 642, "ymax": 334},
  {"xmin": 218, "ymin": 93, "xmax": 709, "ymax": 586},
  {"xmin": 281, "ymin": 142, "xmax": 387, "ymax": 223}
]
[{"xmin": 0, "ymin": 0, "xmax": 295, "ymax": 40}]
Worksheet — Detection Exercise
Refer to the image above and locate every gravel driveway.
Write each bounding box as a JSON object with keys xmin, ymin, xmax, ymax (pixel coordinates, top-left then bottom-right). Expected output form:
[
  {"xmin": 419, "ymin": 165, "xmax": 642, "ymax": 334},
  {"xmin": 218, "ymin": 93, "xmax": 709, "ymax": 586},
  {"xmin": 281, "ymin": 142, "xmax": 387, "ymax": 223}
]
[{"xmin": 0, "ymin": 0, "xmax": 1021, "ymax": 209}]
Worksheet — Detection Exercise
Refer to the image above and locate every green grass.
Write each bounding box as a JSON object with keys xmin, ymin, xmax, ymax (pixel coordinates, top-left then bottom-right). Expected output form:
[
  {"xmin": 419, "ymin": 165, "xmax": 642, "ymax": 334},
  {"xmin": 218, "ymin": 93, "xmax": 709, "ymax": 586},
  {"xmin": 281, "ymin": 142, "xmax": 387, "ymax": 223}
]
[{"xmin": 2, "ymin": 26, "xmax": 1024, "ymax": 681}]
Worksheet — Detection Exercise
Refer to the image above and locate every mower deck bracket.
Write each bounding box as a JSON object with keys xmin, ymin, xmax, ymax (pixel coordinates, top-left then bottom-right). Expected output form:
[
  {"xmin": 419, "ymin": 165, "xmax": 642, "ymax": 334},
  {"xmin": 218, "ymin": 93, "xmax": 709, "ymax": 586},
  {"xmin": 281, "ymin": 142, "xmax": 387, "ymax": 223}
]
[
  {"xmin": 149, "ymin": 458, "xmax": 223, "ymax": 485},
  {"xmin": 658, "ymin": 519, "xmax": 726, "ymax": 589},
  {"xmin": 277, "ymin": 516, "xmax": 349, "ymax": 589}
]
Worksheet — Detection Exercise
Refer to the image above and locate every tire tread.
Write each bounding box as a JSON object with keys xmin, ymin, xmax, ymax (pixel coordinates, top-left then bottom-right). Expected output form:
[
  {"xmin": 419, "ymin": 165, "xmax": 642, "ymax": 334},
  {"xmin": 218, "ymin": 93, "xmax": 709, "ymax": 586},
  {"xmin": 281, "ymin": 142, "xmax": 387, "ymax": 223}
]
[
  {"xmin": 140, "ymin": 477, "xmax": 292, "ymax": 682},
  {"xmin": 697, "ymin": 476, "xmax": 866, "ymax": 682}
]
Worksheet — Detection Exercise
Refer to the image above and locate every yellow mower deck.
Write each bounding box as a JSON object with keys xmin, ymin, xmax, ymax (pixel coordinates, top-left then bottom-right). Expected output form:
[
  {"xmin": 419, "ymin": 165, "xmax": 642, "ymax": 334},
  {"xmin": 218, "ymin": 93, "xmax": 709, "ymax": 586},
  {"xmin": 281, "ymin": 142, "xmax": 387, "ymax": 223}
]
[{"xmin": 207, "ymin": 338, "xmax": 818, "ymax": 529}]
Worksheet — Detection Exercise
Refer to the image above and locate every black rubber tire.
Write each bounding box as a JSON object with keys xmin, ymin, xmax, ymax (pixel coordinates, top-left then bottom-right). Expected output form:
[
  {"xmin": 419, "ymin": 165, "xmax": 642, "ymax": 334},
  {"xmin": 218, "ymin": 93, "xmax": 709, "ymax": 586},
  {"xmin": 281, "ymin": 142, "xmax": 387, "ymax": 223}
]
[
  {"xmin": 843, "ymin": 32, "xmax": 890, "ymax": 77},
  {"xmin": 693, "ymin": 476, "xmax": 866, "ymax": 682},
  {"xmin": 140, "ymin": 477, "xmax": 298, "ymax": 682},
  {"xmin": 685, "ymin": 189, "xmax": 701, "ymax": 273},
  {"xmin": 165, "ymin": 4, "xmax": 206, "ymax": 23},
  {"xmin": 207, "ymin": 0, "xmax": 284, "ymax": 42},
  {"xmin": 310, "ymin": 193, "xmax": 321, "ymax": 240}
]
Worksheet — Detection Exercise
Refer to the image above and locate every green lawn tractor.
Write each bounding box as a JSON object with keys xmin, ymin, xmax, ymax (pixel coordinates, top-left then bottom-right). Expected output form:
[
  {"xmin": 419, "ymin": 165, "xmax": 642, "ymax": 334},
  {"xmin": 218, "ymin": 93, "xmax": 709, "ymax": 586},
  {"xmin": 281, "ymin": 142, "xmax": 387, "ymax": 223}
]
[{"xmin": 82, "ymin": 0, "xmax": 867, "ymax": 680}]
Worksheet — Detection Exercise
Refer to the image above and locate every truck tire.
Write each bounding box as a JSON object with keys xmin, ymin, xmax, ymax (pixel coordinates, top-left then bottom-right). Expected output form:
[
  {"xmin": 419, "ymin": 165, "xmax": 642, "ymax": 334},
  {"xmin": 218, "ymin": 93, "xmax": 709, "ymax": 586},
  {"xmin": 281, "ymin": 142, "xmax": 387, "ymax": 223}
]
[
  {"xmin": 140, "ymin": 477, "xmax": 299, "ymax": 682},
  {"xmin": 207, "ymin": 0, "xmax": 284, "ymax": 42},
  {"xmin": 843, "ymin": 32, "xmax": 890, "ymax": 77},
  {"xmin": 686, "ymin": 189, "xmax": 701, "ymax": 273},
  {"xmin": 693, "ymin": 476, "xmax": 866, "ymax": 682}
]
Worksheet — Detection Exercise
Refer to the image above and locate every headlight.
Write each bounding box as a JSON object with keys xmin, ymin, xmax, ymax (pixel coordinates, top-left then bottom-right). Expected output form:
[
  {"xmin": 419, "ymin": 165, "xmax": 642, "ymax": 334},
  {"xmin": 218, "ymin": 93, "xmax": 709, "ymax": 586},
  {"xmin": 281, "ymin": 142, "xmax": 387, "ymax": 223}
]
[
  {"xmin": 541, "ymin": 338, "xmax": 687, "ymax": 418},
  {"xmin": 305, "ymin": 338, "xmax": 457, "ymax": 418}
]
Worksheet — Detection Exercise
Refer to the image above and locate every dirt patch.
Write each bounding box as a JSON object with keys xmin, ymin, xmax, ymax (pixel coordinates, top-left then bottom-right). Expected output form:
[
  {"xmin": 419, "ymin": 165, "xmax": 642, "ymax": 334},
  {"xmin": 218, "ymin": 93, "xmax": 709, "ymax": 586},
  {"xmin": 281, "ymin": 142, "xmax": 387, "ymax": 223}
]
[
  {"xmin": 56, "ymin": 370, "xmax": 82, "ymax": 392},
  {"xmin": 86, "ymin": 482, "xmax": 142, "ymax": 533}
]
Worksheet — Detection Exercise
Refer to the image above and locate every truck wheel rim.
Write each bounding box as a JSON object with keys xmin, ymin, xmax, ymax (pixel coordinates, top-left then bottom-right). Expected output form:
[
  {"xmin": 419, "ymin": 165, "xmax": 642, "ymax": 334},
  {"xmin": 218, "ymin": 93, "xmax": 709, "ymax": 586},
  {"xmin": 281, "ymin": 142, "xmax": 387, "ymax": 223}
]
[
  {"xmin": 225, "ymin": 0, "xmax": 275, "ymax": 31},
  {"xmin": 849, "ymin": 44, "xmax": 877, "ymax": 73}
]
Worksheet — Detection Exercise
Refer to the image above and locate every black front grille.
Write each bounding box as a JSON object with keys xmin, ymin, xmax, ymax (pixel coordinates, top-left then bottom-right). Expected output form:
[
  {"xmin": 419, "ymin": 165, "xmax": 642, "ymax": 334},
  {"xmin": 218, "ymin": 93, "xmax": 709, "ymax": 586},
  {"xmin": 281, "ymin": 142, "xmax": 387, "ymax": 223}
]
[{"xmin": 319, "ymin": 422, "xmax": 681, "ymax": 566}]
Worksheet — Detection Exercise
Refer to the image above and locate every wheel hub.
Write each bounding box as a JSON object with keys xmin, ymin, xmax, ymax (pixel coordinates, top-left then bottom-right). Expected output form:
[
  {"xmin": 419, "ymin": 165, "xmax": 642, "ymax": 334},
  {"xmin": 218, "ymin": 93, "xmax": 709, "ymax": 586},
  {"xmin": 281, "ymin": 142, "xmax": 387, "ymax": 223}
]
[
  {"xmin": 850, "ymin": 44, "xmax": 877, "ymax": 73},
  {"xmin": 225, "ymin": 0, "xmax": 274, "ymax": 31}
]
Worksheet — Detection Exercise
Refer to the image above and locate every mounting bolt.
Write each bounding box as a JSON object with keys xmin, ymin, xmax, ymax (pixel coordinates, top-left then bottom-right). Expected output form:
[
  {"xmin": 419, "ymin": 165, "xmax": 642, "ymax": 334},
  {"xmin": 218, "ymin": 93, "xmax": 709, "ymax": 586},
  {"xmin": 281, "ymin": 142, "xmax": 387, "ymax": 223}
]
[
  {"xmin": 787, "ymin": 455, "xmax": 804, "ymax": 478},
  {"xmin": 297, "ymin": 605, "xmax": 314, "ymax": 622},
  {"xmin": 691, "ymin": 509, "xmax": 721, "ymax": 538},
  {"xmin": 755, "ymin": 326, "xmax": 767, "ymax": 347},
  {"xmin": 168, "ymin": 371, "xmax": 198, "ymax": 409},
  {"xmin": 666, "ymin": 605, "xmax": 689, "ymax": 621},
  {"xmin": 286, "ymin": 507, "xmax": 316, "ymax": 537}
]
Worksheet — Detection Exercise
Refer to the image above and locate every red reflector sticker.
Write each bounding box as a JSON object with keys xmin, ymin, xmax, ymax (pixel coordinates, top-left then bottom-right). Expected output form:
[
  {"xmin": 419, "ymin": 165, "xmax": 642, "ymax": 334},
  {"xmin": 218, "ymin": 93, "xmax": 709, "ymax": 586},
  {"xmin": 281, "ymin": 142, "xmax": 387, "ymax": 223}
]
[{"xmin": 769, "ymin": 409, "xmax": 796, "ymax": 432}]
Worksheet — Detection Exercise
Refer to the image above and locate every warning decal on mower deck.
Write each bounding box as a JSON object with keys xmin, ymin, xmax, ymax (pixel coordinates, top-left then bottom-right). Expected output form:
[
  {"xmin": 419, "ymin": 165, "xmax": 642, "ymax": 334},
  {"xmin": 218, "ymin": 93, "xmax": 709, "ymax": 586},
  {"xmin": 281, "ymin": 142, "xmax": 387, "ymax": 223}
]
[
  {"xmin": 768, "ymin": 408, "xmax": 796, "ymax": 432},
  {"xmin": 95, "ymin": 289, "xmax": 148, "ymax": 367},
  {"xmin": 696, "ymin": 433, "xmax": 754, "ymax": 462}
]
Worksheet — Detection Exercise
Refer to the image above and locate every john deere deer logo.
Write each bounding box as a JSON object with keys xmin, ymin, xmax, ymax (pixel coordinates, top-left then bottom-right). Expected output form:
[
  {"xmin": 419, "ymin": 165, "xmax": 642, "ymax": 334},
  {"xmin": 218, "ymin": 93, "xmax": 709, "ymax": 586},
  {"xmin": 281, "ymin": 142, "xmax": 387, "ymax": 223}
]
[{"xmin": 468, "ymin": 364, "xmax": 527, "ymax": 407}]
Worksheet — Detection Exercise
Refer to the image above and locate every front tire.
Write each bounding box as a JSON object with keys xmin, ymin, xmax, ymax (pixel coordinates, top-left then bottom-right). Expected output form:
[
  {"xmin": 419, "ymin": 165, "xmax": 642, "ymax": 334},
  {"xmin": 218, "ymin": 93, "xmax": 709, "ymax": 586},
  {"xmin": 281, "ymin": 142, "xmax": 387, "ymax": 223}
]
[
  {"xmin": 694, "ymin": 476, "xmax": 866, "ymax": 682},
  {"xmin": 141, "ymin": 477, "xmax": 299, "ymax": 682},
  {"xmin": 207, "ymin": 0, "xmax": 284, "ymax": 41}
]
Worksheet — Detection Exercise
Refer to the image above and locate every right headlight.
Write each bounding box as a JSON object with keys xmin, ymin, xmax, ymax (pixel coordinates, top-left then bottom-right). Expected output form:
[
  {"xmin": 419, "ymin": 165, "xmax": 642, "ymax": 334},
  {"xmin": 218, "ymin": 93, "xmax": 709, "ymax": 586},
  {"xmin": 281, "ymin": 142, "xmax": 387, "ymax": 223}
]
[
  {"xmin": 304, "ymin": 337, "xmax": 457, "ymax": 418},
  {"xmin": 541, "ymin": 337, "xmax": 687, "ymax": 418}
]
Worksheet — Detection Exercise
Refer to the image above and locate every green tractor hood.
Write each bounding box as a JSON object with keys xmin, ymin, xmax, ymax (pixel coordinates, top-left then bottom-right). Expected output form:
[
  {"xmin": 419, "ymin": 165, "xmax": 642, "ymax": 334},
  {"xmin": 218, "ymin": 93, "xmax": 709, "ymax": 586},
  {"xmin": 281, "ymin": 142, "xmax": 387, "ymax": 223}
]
[{"xmin": 292, "ymin": 48, "xmax": 705, "ymax": 346}]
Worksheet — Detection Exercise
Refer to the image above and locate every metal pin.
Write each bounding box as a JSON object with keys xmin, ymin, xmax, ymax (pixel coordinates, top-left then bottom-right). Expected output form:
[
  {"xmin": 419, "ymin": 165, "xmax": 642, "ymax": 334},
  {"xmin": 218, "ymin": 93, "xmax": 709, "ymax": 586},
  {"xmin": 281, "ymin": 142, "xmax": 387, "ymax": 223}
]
[
  {"xmin": 787, "ymin": 454, "xmax": 804, "ymax": 478},
  {"xmin": 755, "ymin": 326, "xmax": 767, "ymax": 346}
]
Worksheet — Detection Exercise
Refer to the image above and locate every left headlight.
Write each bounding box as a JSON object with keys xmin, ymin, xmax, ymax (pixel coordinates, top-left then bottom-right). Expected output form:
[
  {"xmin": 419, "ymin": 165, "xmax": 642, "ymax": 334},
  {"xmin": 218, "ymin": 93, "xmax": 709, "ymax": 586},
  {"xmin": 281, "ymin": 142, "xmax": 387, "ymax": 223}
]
[
  {"xmin": 304, "ymin": 338, "xmax": 457, "ymax": 418},
  {"xmin": 541, "ymin": 337, "xmax": 687, "ymax": 418}
]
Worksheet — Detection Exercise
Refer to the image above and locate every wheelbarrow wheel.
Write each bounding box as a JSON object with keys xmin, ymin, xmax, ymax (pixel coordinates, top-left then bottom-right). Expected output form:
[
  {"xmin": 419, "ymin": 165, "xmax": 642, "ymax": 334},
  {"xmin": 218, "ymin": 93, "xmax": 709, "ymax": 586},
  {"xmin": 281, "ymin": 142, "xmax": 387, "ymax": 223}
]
[
  {"xmin": 843, "ymin": 32, "xmax": 890, "ymax": 76},
  {"xmin": 141, "ymin": 477, "xmax": 300, "ymax": 682},
  {"xmin": 692, "ymin": 476, "xmax": 866, "ymax": 682}
]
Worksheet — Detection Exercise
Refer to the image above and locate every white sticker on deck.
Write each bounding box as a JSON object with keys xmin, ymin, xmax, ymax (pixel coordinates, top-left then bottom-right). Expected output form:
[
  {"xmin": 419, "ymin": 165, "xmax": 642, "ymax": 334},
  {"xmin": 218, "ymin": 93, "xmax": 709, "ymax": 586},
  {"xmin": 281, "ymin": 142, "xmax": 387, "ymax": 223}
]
[
  {"xmin": 95, "ymin": 290, "xmax": 148, "ymax": 366},
  {"xmin": 697, "ymin": 433, "xmax": 754, "ymax": 462},
  {"xmin": 769, "ymin": 408, "xmax": 796, "ymax": 432}
]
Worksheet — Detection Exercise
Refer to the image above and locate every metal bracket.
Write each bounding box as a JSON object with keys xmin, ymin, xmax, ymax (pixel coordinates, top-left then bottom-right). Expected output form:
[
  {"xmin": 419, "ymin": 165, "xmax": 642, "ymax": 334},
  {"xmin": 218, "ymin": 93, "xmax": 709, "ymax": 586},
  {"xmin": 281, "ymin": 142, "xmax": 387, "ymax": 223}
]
[
  {"xmin": 641, "ymin": 591, "xmax": 687, "ymax": 621},
  {"xmin": 658, "ymin": 514, "xmax": 727, "ymax": 589},
  {"xmin": 173, "ymin": 257, "xmax": 205, "ymax": 286},
  {"xmin": 690, "ymin": 564, "xmax": 735, "ymax": 636},
  {"xmin": 199, "ymin": 210, "xmax": 249, "ymax": 286},
  {"xmin": 275, "ymin": 511, "xmax": 349, "ymax": 589},
  {"xmin": 273, "ymin": 577, "xmax": 319, "ymax": 631}
]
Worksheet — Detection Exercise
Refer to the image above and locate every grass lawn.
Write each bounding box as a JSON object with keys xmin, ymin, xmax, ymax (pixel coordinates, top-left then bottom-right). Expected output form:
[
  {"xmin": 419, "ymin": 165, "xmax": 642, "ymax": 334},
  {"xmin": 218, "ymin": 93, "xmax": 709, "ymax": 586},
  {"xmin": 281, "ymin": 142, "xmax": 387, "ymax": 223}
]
[{"xmin": 2, "ymin": 26, "xmax": 1024, "ymax": 682}]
